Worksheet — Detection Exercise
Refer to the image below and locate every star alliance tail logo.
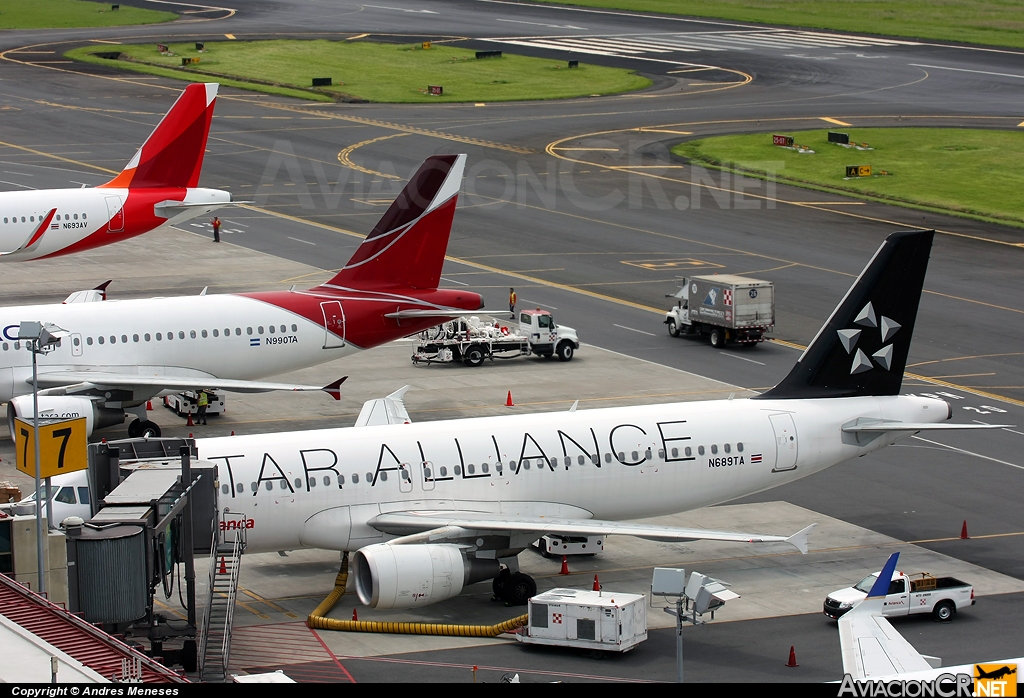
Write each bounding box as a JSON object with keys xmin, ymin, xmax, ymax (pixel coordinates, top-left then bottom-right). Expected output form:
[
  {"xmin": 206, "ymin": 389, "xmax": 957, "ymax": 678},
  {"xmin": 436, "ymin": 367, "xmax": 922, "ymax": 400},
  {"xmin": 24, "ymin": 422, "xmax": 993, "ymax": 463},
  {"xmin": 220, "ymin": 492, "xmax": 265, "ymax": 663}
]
[{"xmin": 837, "ymin": 302, "xmax": 901, "ymax": 375}]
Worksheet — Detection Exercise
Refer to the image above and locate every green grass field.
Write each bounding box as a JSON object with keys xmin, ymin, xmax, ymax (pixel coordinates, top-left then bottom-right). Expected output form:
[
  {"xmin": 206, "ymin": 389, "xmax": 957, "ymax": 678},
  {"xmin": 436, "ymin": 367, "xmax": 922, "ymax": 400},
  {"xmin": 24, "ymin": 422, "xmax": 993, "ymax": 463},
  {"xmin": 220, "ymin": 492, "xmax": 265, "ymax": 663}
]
[
  {"xmin": 67, "ymin": 40, "xmax": 651, "ymax": 103},
  {"xmin": 673, "ymin": 128, "xmax": 1024, "ymax": 228},
  {"xmin": 0, "ymin": 0, "xmax": 175, "ymax": 29},
  {"xmin": 533, "ymin": 0, "xmax": 1024, "ymax": 50}
]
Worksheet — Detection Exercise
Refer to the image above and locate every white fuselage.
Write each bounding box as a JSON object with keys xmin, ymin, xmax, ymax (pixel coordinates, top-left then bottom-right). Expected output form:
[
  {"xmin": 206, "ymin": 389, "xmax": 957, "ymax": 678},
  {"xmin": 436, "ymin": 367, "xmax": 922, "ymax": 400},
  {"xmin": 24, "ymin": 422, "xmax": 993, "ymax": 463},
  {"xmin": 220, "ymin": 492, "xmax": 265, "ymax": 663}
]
[
  {"xmin": 0, "ymin": 295, "xmax": 351, "ymax": 403},
  {"xmin": 197, "ymin": 394, "xmax": 947, "ymax": 553}
]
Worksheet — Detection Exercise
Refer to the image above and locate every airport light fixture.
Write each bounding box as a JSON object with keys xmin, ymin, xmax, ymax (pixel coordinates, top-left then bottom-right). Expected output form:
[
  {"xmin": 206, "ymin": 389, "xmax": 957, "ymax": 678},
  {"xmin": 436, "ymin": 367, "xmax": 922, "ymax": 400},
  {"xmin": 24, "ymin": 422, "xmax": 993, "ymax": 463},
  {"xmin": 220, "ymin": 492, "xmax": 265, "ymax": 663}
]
[{"xmin": 18, "ymin": 321, "xmax": 67, "ymax": 595}]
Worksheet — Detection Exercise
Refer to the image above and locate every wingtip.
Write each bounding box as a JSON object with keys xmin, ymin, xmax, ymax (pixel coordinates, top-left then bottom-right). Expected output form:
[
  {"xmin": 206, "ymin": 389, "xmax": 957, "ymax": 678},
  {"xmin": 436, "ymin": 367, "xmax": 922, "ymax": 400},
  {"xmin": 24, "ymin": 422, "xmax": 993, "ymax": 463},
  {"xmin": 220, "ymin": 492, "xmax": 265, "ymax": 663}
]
[
  {"xmin": 322, "ymin": 376, "xmax": 348, "ymax": 400},
  {"xmin": 785, "ymin": 523, "xmax": 817, "ymax": 554}
]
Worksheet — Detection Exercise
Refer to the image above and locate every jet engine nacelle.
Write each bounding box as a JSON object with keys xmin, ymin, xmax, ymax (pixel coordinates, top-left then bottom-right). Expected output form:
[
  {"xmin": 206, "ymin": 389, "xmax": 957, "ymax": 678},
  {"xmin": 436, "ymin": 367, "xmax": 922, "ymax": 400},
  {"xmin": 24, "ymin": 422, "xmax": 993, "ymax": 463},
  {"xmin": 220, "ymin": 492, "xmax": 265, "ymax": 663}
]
[
  {"xmin": 352, "ymin": 543, "xmax": 500, "ymax": 609},
  {"xmin": 7, "ymin": 395, "xmax": 123, "ymax": 439}
]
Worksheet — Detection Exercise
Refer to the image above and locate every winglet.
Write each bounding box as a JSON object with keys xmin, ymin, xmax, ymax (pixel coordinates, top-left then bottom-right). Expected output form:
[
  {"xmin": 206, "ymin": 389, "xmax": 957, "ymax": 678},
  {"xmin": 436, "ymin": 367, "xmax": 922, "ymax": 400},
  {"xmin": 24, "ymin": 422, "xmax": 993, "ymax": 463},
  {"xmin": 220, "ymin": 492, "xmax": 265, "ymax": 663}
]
[
  {"xmin": 321, "ymin": 377, "xmax": 348, "ymax": 401},
  {"xmin": 93, "ymin": 280, "xmax": 112, "ymax": 300},
  {"xmin": 867, "ymin": 552, "xmax": 900, "ymax": 598},
  {"xmin": 785, "ymin": 523, "xmax": 816, "ymax": 554}
]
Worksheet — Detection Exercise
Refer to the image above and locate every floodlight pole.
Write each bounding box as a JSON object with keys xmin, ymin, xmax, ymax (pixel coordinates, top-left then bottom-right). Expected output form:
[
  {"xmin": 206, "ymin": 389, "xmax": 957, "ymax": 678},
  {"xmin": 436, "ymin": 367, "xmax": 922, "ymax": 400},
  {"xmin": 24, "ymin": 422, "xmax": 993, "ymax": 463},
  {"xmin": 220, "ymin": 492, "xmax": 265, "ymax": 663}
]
[{"xmin": 31, "ymin": 337, "xmax": 45, "ymax": 595}]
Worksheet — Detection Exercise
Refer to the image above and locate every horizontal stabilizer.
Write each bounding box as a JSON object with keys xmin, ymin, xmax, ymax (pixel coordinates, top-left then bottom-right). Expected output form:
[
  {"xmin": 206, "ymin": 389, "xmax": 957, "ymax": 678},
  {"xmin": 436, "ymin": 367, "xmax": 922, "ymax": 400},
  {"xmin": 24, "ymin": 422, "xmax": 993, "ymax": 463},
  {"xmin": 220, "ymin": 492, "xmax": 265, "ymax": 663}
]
[
  {"xmin": 35, "ymin": 370, "xmax": 345, "ymax": 396},
  {"xmin": 842, "ymin": 420, "xmax": 1013, "ymax": 432},
  {"xmin": 384, "ymin": 309, "xmax": 485, "ymax": 319},
  {"xmin": 322, "ymin": 377, "xmax": 347, "ymax": 401},
  {"xmin": 370, "ymin": 511, "xmax": 815, "ymax": 553}
]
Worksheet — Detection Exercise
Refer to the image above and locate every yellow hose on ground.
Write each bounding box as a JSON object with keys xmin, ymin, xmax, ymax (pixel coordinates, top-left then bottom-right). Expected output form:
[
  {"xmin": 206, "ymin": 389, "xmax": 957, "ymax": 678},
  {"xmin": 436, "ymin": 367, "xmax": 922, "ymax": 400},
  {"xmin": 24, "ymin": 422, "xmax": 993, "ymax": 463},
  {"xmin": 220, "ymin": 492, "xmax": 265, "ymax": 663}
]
[{"xmin": 307, "ymin": 552, "xmax": 529, "ymax": 638}]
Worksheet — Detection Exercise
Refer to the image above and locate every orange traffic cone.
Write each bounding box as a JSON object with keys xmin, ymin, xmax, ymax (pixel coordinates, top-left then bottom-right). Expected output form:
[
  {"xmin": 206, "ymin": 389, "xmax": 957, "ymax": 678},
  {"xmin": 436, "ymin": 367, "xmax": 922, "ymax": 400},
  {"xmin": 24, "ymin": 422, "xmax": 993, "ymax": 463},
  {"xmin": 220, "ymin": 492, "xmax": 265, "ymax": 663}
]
[
  {"xmin": 559, "ymin": 555, "xmax": 569, "ymax": 575},
  {"xmin": 786, "ymin": 646, "xmax": 799, "ymax": 667},
  {"xmin": 186, "ymin": 412, "xmax": 194, "ymax": 426},
  {"xmin": 593, "ymin": 574, "xmax": 601, "ymax": 592},
  {"xmin": 219, "ymin": 557, "xmax": 227, "ymax": 574},
  {"xmin": 352, "ymin": 608, "xmax": 358, "ymax": 621},
  {"xmin": 146, "ymin": 401, "xmax": 153, "ymax": 411},
  {"xmin": 506, "ymin": 391, "xmax": 514, "ymax": 407},
  {"xmin": 960, "ymin": 520, "xmax": 970, "ymax": 539},
  {"xmin": 230, "ymin": 430, "xmax": 235, "ymax": 436}
]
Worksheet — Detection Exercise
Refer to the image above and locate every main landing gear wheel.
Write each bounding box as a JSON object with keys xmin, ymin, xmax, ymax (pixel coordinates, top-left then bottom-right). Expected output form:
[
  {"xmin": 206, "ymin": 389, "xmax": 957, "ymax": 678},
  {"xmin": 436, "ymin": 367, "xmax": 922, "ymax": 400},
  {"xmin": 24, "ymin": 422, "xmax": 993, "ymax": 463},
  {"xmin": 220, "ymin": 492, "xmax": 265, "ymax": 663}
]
[
  {"xmin": 128, "ymin": 420, "xmax": 161, "ymax": 438},
  {"xmin": 492, "ymin": 569, "xmax": 511, "ymax": 600},
  {"xmin": 503, "ymin": 572, "xmax": 537, "ymax": 606}
]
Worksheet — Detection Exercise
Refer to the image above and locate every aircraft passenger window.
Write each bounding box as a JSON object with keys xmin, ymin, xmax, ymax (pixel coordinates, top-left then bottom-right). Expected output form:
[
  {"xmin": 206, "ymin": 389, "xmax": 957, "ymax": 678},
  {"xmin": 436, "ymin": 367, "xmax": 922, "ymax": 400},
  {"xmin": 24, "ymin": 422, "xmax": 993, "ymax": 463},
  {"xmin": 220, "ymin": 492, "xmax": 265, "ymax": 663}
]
[
  {"xmin": 109, "ymin": 336, "xmax": 116, "ymax": 344},
  {"xmin": 2, "ymin": 219, "xmax": 5, "ymax": 224},
  {"xmin": 685, "ymin": 447, "xmax": 692, "ymax": 457},
  {"xmin": 523, "ymin": 462, "xmax": 530, "ymax": 471},
  {"xmin": 246, "ymin": 327, "xmax": 252, "ymax": 335},
  {"xmin": 591, "ymin": 455, "xmax": 599, "ymax": 465},
  {"xmin": 724, "ymin": 444, "xmax": 731, "ymax": 453},
  {"xmin": 279, "ymin": 480, "xmax": 288, "ymax": 490},
  {"xmin": 1, "ymin": 344, "xmax": 6, "ymax": 351},
  {"xmin": 167, "ymin": 332, "xmax": 173, "ymax": 341},
  {"xmin": 201, "ymin": 330, "xmax": 208, "ymax": 338},
  {"xmin": 64, "ymin": 214, "xmax": 69, "ymax": 220},
  {"xmin": 307, "ymin": 477, "xmax": 317, "ymax": 487},
  {"xmin": 467, "ymin": 464, "xmax": 475, "ymax": 474},
  {"xmin": 711, "ymin": 445, "xmax": 718, "ymax": 454},
  {"xmin": 439, "ymin": 467, "xmax": 447, "ymax": 477},
  {"xmin": 671, "ymin": 448, "xmax": 678, "ymax": 458},
  {"xmin": 78, "ymin": 487, "xmax": 90, "ymax": 505},
  {"xmin": 291, "ymin": 325, "xmax": 297, "ymax": 332},
  {"xmin": 482, "ymin": 463, "xmax": 489, "ymax": 473},
  {"xmin": 258, "ymin": 326, "xmax": 264, "ymax": 334},
  {"xmin": 98, "ymin": 336, "xmax": 104, "ymax": 345},
  {"xmin": 323, "ymin": 476, "xmax": 331, "ymax": 486},
  {"xmin": 56, "ymin": 487, "xmax": 76, "ymax": 504},
  {"xmin": 121, "ymin": 335, "xmax": 127, "ymax": 343},
  {"xmin": 178, "ymin": 331, "xmax": 185, "ymax": 339},
  {"xmin": 20, "ymin": 217, "xmax": 25, "ymax": 222},
  {"xmin": 365, "ymin": 472, "xmax": 372, "ymax": 482},
  {"xmin": 659, "ymin": 449, "xmax": 665, "ymax": 459},
  {"xmin": 379, "ymin": 471, "xmax": 388, "ymax": 482},
  {"xmin": 293, "ymin": 478, "xmax": 301, "ymax": 489},
  {"xmin": 281, "ymin": 325, "xmax": 287, "ymax": 333},
  {"xmin": 629, "ymin": 451, "xmax": 637, "ymax": 461},
  {"xmin": 563, "ymin": 457, "xmax": 570, "ymax": 467},
  {"xmin": 452, "ymin": 467, "xmax": 460, "ymax": 476},
  {"xmin": 132, "ymin": 335, "xmax": 139, "ymax": 342},
  {"xmin": 352, "ymin": 474, "xmax": 359, "ymax": 484},
  {"xmin": 605, "ymin": 453, "xmax": 612, "ymax": 463},
  {"xmin": 156, "ymin": 333, "xmax": 162, "ymax": 340},
  {"xmin": 73, "ymin": 214, "xmax": 78, "ymax": 220},
  {"xmin": 235, "ymin": 328, "xmax": 241, "ymax": 335},
  {"xmin": 550, "ymin": 458, "xmax": 558, "ymax": 469},
  {"xmin": 30, "ymin": 216, "xmax": 35, "ymax": 223},
  {"xmin": 265, "ymin": 481, "xmax": 273, "ymax": 491},
  {"xmin": 82, "ymin": 213, "xmax": 86, "ymax": 219},
  {"xmin": 269, "ymin": 325, "xmax": 275, "ymax": 334},
  {"xmin": 237, "ymin": 483, "xmax": 244, "ymax": 493},
  {"xmin": 424, "ymin": 467, "xmax": 432, "ymax": 478},
  {"xmin": 222, "ymin": 484, "xmax": 229, "ymax": 495},
  {"xmin": 698, "ymin": 446, "xmax": 705, "ymax": 456},
  {"xmin": 338, "ymin": 475, "xmax": 345, "ymax": 485},
  {"xmin": 645, "ymin": 449, "xmax": 652, "ymax": 460},
  {"xmin": 737, "ymin": 443, "xmax": 744, "ymax": 452},
  {"xmin": 250, "ymin": 482, "xmax": 257, "ymax": 492},
  {"xmin": 14, "ymin": 342, "xmax": 19, "ymax": 350},
  {"xmin": 578, "ymin": 456, "xmax": 585, "ymax": 465},
  {"xmin": 144, "ymin": 334, "xmax": 150, "ymax": 341},
  {"xmin": 190, "ymin": 331, "xmax": 197, "ymax": 339},
  {"xmin": 401, "ymin": 470, "xmax": 410, "ymax": 481},
  {"xmin": 213, "ymin": 330, "xmax": 219, "ymax": 337}
]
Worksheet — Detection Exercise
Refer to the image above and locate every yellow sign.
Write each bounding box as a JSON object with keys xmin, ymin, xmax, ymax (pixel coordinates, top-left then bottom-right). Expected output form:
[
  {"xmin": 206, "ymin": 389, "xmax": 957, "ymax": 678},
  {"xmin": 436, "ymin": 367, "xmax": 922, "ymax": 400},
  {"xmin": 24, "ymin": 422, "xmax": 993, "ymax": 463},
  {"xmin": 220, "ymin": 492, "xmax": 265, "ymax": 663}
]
[
  {"xmin": 974, "ymin": 664, "xmax": 1017, "ymax": 697},
  {"xmin": 846, "ymin": 165, "xmax": 872, "ymax": 178},
  {"xmin": 14, "ymin": 417, "xmax": 88, "ymax": 479}
]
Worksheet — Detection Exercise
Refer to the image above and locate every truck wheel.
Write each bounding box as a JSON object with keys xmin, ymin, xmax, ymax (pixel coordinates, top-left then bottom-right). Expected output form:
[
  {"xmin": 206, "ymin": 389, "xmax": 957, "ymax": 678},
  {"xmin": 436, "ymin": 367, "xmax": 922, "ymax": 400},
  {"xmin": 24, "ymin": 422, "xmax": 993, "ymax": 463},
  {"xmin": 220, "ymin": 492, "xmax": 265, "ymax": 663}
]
[
  {"xmin": 709, "ymin": 327, "xmax": 726, "ymax": 348},
  {"xmin": 933, "ymin": 601, "xmax": 955, "ymax": 621},
  {"xmin": 464, "ymin": 346, "xmax": 485, "ymax": 367},
  {"xmin": 556, "ymin": 341, "xmax": 574, "ymax": 362},
  {"xmin": 667, "ymin": 320, "xmax": 680, "ymax": 337}
]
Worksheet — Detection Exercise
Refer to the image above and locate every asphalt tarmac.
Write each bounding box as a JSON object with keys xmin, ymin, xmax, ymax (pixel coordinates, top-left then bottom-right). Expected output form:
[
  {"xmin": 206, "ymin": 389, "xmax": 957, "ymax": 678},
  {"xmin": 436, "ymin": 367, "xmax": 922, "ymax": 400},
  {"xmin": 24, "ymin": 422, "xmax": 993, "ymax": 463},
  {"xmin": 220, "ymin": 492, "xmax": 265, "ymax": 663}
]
[{"xmin": 0, "ymin": 0, "xmax": 1022, "ymax": 682}]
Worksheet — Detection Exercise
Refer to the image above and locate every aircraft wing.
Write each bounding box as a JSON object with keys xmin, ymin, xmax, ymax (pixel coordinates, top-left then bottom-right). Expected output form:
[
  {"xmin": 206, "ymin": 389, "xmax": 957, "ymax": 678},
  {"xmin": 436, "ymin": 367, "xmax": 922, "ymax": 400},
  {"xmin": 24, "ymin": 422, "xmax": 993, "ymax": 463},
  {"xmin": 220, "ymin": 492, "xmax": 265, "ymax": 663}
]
[
  {"xmin": 839, "ymin": 608, "xmax": 938, "ymax": 679},
  {"xmin": 34, "ymin": 371, "xmax": 346, "ymax": 399},
  {"xmin": 369, "ymin": 511, "xmax": 816, "ymax": 554},
  {"xmin": 354, "ymin": 386, "xmax": 412, "ymax": 426}
]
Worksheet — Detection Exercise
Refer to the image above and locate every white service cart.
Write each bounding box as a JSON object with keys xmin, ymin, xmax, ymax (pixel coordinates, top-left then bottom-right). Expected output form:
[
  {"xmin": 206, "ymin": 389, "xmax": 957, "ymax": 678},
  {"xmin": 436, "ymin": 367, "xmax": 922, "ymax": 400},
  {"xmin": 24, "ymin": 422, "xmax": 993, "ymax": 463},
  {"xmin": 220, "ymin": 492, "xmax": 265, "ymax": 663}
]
[{"xmin": 517, "ymin": 588, "xmax": 647, "ymax": 653}]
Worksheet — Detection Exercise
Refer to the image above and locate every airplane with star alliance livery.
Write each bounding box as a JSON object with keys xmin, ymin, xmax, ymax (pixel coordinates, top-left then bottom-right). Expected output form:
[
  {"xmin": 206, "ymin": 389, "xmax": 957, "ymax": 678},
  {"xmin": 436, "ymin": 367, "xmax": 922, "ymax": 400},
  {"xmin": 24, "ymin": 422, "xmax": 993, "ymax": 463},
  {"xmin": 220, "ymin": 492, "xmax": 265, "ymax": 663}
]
[{"xmin": 191, "ymin": 228, "xmax": 1009, "ymax": 608}]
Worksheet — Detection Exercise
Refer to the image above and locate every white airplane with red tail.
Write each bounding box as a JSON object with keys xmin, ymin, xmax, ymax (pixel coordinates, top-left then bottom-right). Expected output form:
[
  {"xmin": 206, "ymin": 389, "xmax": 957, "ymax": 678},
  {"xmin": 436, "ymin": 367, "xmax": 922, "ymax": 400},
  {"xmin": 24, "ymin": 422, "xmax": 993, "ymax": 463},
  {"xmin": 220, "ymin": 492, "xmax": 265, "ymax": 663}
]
[
  {"xmin": 0, "ymin": 83, "xmax": 230, "ymax": 261},
  {"xmin": 3, "ymin": 154, "xmax": 482, "ymax": 438}
]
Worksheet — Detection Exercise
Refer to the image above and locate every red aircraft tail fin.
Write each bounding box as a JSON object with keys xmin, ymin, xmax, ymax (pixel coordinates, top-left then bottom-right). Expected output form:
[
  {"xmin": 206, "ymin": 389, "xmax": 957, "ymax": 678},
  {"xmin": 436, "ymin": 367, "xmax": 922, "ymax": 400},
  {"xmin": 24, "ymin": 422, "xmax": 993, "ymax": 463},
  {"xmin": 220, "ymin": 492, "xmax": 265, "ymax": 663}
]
[
  {"xmin": 322, "ymin": 154, "xmax": 465, "ymax": 291},
  {"xmin": 101, "ymin": 83, "xmax": 218, "ymax": 189}
]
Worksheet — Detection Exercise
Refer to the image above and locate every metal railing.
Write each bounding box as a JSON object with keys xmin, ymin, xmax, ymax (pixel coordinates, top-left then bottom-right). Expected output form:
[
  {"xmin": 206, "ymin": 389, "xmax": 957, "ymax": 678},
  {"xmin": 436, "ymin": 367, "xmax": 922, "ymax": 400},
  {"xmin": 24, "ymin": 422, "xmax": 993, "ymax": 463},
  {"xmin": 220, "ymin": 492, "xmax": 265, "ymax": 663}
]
[{"xmin": 198, "ymin": 512, "xmax": 247, "ymax": 682}]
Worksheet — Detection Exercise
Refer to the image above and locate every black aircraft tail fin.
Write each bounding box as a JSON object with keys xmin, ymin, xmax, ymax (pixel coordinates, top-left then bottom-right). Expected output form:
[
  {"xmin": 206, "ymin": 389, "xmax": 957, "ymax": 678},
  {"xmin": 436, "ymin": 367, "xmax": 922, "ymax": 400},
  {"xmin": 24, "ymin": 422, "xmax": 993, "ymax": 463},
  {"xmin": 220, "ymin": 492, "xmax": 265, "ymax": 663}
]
[{"xmin": 758, "ymin": 229, "xmax": 934, "ymax": 400}]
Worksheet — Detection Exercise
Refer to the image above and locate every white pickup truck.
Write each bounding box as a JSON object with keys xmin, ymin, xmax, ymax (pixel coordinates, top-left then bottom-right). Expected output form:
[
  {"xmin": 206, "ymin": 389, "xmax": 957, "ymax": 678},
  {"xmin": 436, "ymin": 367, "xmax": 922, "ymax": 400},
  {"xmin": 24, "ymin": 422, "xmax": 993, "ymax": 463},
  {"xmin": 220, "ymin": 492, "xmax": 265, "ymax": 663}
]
[{"xmin": 824, "ymin": 568, "xmax": 975, "ymax": 621}]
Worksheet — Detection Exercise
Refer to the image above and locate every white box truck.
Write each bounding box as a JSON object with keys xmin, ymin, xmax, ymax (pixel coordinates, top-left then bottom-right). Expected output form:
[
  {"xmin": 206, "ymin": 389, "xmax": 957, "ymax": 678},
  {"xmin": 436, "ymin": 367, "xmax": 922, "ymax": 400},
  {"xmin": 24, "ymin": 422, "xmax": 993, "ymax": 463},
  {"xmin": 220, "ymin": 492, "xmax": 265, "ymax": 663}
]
[
  {"xmin": 517, "ymin": 588, "xmax": 647, "ymax": 653},
  {"xmin": 664, "ymin": 275, "xmax": 774, "ymax": 348}
]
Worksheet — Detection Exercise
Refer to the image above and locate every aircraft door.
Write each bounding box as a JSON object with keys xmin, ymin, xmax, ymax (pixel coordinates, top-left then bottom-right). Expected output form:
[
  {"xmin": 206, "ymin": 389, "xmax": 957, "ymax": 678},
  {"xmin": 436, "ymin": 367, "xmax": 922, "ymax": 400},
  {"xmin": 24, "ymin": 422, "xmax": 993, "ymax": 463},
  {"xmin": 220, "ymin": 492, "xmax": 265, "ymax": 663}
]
[
  {"xmin": 70, "ymin": 333, "xmax": 83, "ymax": 357},
  {"xmin": 300, "ymin": 506, "xmax": 352, "ymax": 550},
  {"xmin": 398, "ymin": 462, "xmax": 413, "ymax": 493},
  {"xmin": 769, "ymin": 413, "xmax": 798, "ymax": 472},
  {"xmin": 420, "ymin": 461, "xmax": 435, "ymax": 491},
  {"xmin": 104, "ymin": 196, "xmax": 124, "ymax": 232},
  {"xmin": 320, "ymin": 300, "xmax": 345, "ymax": 349}
]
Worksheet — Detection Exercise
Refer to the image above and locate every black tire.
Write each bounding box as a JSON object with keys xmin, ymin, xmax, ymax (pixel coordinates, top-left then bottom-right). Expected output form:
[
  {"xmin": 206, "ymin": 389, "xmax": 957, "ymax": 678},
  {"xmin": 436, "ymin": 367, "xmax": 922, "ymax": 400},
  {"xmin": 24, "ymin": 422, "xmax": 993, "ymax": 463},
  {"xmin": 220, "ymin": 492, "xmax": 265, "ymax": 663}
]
[
  {"xmin": 492, "ymin": 569, "xmax": 511, "ymax": 600},
  {"xmin": 709, "ymin": 327, "xmax": 727, "ymax": 348},
  {"xmin": 138, "ymin": 420, "xmax": 161, "ymax": 438},
  {"xmin": 933, "ymin": 601, "xmax": 955, "ymax": 622},
  {"xmin": 127, "ymin": 419, "xmax": 142, "ymax": 438},
  {"xmin": 464, "ymin": 346, "xmax": 485, "ymax": 367},
  {"xmin": 667, "ymin": 319, "xmax": 680, "ymax": 337},
  {"xmin": 556, "ymin": 341, "xmax": 574, "ymax": 362},
  {"xmin": 503, "ymin": 572, "xmax": 537, "ymax": 606}
]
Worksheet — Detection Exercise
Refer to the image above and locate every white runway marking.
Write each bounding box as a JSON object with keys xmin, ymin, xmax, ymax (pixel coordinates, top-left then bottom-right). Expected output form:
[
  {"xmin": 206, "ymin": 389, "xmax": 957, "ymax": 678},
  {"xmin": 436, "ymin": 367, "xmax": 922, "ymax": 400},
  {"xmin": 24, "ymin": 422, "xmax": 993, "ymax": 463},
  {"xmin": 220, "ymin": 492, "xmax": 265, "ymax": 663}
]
[
  {"xmin": 909, "ymin": 64, "xmax": 1024, "ymax": 80},
  {"xmin": 440, "ymin": 276, "xmax": 468, "ymax": 286},
  {"xmin": 719, "ymin": 351, "xmax": 765, "ymax": 365},
  {"xmin": 495, "ymin": 18, "xmax": 586, "ymax": 30},
  {"xmin": 364, "ymin": 4, "xmax": 438, "ymax": 14},
  {"xmin": 614, "ymin": 324, "xmax": 655, "ymax": 336},
  {"xmin": 287, "ymin": 236, "xmax": 316, "ymax": 245},
  {"xmin": 911, "ymin": 435, "xmax": 1023, "ymax": 472}
]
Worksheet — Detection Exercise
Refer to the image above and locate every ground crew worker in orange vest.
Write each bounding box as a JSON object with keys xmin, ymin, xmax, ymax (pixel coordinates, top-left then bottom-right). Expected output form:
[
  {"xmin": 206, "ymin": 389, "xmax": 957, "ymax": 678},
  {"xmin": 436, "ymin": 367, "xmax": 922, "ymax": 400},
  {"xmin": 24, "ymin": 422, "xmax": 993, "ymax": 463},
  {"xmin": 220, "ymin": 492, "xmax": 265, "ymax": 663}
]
[
  {"xmin": 509, "ymin": 288, "xmax": 517, "ymax": 319},
  {"xmin": 211, "ymin": 216, "xmax": 221, "ymax": 243}
]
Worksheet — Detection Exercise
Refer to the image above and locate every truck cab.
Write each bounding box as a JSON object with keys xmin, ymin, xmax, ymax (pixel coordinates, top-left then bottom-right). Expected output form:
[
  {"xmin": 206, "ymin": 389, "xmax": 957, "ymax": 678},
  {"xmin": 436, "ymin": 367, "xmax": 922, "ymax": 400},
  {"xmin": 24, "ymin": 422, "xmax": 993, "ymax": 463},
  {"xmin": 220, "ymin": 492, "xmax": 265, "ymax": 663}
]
[{"xmin": 519, "ymin": 309, "xmax": 579, "ymax": 361}]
